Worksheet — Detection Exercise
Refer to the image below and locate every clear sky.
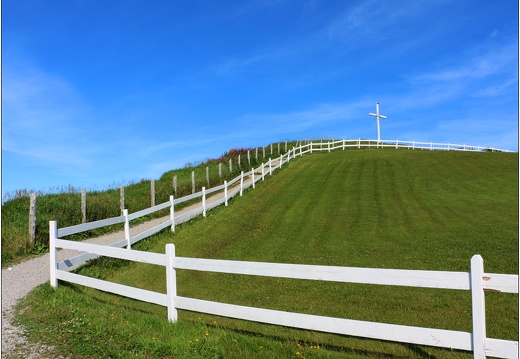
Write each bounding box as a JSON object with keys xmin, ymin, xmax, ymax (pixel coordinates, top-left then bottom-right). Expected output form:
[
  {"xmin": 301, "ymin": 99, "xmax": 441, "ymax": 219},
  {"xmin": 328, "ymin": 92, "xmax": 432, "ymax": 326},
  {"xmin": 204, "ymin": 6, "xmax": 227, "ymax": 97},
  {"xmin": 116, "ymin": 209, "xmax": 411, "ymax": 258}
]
[{"xmin": 2, "ymin": 1, "xmax": 518, "ymax": 198}]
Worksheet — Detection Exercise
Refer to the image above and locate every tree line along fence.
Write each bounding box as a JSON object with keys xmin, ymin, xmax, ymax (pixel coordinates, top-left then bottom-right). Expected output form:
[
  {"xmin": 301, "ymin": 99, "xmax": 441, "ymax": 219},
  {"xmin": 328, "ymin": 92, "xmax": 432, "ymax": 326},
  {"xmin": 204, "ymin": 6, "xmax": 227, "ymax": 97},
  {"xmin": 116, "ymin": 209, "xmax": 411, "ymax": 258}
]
[{"xmin": 26, "ymin": 138, "xmax": 513, "ymax": 247}]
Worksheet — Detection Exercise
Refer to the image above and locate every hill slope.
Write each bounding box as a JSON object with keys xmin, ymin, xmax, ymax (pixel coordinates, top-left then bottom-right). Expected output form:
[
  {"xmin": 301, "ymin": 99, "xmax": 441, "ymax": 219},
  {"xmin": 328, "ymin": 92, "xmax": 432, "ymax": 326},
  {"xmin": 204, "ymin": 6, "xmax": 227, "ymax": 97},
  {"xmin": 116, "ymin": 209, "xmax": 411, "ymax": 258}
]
[
  {"xmin": 170, "ymin": 149, "xmax": 518, "ymax": 272},
  {"xmin": 17, "ymin": 149, "xmax": 519, "ymax": 358}
]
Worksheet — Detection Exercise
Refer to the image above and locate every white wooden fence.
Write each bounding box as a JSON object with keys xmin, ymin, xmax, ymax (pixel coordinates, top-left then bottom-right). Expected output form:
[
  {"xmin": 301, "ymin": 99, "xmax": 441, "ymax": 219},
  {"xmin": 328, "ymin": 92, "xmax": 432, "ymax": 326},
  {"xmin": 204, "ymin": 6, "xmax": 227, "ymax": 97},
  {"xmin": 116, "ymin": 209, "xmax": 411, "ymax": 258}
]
[
  {"xmin": 49, "ymin": 138, "xmax": 517, "ymax": 358},
  {"xmin": 30, "ymin": 138, "xmax": 511, "ymax": 243},
  {"xmin": 307, "ymin": 138, "xmax": 513, "ymax": 153},
  {"xmin": 49, "ymin": 235, "xmax": 518, "ymax": 358}
]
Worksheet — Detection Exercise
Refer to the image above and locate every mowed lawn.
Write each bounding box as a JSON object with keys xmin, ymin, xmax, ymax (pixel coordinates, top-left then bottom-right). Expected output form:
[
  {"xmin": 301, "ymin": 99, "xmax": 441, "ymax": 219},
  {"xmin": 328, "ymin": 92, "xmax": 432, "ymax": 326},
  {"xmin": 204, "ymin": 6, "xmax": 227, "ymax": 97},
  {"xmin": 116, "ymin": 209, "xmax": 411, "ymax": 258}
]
[{"xmin": 19, "ymin": 149, "xmax": 518, "ymax": 358}]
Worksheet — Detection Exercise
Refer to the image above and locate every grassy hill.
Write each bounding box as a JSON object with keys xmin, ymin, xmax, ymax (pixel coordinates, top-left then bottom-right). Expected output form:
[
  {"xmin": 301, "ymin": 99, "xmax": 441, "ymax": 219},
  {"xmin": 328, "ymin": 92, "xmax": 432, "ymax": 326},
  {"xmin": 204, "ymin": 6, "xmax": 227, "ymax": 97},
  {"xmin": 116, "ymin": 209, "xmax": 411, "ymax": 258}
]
[{"xmin": 16, "ymin": 149, "xmax": 518, "ymax": 358}]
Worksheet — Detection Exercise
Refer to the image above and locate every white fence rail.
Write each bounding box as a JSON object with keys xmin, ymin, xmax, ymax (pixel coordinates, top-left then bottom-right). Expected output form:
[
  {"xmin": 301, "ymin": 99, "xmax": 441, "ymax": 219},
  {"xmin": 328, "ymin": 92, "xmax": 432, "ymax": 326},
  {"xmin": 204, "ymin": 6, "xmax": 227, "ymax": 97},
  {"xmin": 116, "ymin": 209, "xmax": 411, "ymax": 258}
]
[
  {"xmin": 308, "ymin": 138, "xmax": 513, "ymax": 153},
  {"xmin": 49, "ymin": 237, "xmax": 518, "ymax": 359},
  {"xmin": 50, "ymin": 138, "xmax": 516, "ymax": 358}
]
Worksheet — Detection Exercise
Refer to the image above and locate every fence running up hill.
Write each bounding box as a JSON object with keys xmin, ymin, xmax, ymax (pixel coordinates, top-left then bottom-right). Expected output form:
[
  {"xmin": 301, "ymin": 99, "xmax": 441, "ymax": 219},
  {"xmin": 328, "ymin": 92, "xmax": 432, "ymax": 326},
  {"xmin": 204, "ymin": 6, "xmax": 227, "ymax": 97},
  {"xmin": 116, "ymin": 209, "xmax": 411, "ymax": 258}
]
[
  {"xmin": 50, "ymin": 140, "xmax": 518, "ymax": 359},
  {"xmin": 52, "ymin": 152, "xmax": 291, "ymax": 271},
  {"xmin": 25, "ymin": 138, "xmax": 513, "ymax": 245}
]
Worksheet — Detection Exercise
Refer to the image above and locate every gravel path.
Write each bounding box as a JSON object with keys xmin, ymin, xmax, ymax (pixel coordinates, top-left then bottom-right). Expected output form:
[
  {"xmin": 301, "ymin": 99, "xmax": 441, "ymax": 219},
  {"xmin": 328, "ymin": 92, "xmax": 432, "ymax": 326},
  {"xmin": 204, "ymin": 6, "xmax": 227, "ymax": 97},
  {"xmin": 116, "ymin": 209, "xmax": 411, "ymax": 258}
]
[{"xmin": 0, "ymin": 168, "xmax": 271, "ymax": 358}]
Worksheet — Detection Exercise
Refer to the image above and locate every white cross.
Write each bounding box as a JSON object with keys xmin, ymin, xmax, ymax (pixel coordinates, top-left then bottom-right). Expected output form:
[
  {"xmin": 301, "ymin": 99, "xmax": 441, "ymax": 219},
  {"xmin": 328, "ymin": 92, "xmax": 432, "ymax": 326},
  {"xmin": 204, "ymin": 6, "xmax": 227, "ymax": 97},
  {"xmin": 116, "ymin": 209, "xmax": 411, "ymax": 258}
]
[{"xmin": 369, "ymin": 102, "xmax": 387, "ymax": 143}]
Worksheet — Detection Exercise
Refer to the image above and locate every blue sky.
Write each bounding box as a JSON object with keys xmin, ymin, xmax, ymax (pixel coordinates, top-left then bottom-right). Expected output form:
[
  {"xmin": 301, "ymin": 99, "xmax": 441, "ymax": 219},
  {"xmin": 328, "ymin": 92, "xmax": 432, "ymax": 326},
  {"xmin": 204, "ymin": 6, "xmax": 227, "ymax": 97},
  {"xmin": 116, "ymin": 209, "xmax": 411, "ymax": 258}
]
[{"xmin": 2, "ymin": 1, "xmax": 518, "ymax": 197}]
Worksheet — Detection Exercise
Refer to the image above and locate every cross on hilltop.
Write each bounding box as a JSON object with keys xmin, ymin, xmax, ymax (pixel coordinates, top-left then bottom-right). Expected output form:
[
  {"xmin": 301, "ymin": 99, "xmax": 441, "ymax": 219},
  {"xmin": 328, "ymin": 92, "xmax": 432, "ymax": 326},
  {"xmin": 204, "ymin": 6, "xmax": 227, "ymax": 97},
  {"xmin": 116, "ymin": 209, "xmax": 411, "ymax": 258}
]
[{"xmin": 369, "ymin": 102, "xmax": 387, "ymax": 144}]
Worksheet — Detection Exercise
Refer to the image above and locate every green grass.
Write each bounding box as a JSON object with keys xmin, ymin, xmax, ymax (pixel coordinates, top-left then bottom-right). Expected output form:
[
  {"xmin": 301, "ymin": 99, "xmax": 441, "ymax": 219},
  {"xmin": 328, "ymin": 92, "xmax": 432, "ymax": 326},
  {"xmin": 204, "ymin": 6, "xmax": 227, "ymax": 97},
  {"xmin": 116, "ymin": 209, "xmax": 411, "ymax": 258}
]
[{"xmin": 15, "ymin": 149, "xmax": 518, "ymax": 358}]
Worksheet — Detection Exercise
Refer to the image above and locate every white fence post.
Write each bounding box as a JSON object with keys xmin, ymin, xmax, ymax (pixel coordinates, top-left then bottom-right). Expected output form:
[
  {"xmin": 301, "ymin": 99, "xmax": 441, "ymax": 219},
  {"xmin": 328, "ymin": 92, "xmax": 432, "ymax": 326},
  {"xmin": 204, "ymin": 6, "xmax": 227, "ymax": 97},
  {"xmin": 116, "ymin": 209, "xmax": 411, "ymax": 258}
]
[
  {"xmin": 261, "ymin": 163, "xmax": 265, "ymax": 181},
  {"xmin": 280, "ymin": 154, "xmax": 283, "ymax": 168},
  {"xmin": 49, "ymin": 221, "xmax": 58, "ymax": 289},
  {"xmin": 310, "ymin": 142, "xmax": 313, "ymax": 154},
  {"xmin": 191, "ymin": 171, "xmax": 195, "ymax": 194},
  {"xmin": 170, "ymin": 196, "xmax": 175, "ymax": 233},
  {"xmin": 206, "ymin": 166, "xmax": 210, "ymax": 187},
  {"xmin": 412, "ymin": 141, "xmax": 415, "ymax": 150},
  {"xmin": 247, "ymin": 150, "xmax": 250, "ymax": 167},
  {"xmin": 328, "ymin": 142, "xmax": 331, "ymax": 152},
  {"xmin": 240, "ymin": 172, "xmax": 244, "ymax": 196},
  {"xmin": 224, "ymin": 181, "xmax": 228, "ymax": 206},
  {"xmin": 471, "ymin": 255, "xmax": 486, "ymax": 358},
  {"xmin": 269, "ymin": 158, "xmax": 272, "ymax": 176},
  {"xmin": 229, "ymin": 159, "xmax": 232, "ymax": 173},
  {"xmin": 165, "ymin": 243, "xmax": 177, "ymax": 323},
  {"xmin": 343, "ymin": 139, "xmax": 345, "ymax": 150},
  {"xmin": 357, "ymin": 138, "xmax": 360, "ymax": 149},
  {"xmin": 396, "ymin": 140, "xmax": 399, "ymax": 149},
  {"xmin": 218, "ymin": 163, "xmax": 222, "ymax": 179},
  {"xmin": 124, "ymin": 209, "xmax": 131, "ymax": 249},
  {"xmin": 173, "ymin": 175, "xmax": 178, "ymax": 197},
  {"xmin": 202, "ymin": 187, "xmax": 206, "ymax": 217},
  {"xmin": 252, "ymin": 168, "xmax": 256, "ymax": 189}
]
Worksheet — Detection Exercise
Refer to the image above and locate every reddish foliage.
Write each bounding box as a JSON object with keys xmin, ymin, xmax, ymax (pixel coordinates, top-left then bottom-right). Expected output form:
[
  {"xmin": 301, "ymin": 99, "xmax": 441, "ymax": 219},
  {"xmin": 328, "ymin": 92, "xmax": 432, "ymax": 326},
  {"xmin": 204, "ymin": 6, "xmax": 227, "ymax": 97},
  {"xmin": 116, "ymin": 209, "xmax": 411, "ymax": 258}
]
[{"xmin": 212, "ymin": 147, "xmax": 254, "ymax": 163}]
